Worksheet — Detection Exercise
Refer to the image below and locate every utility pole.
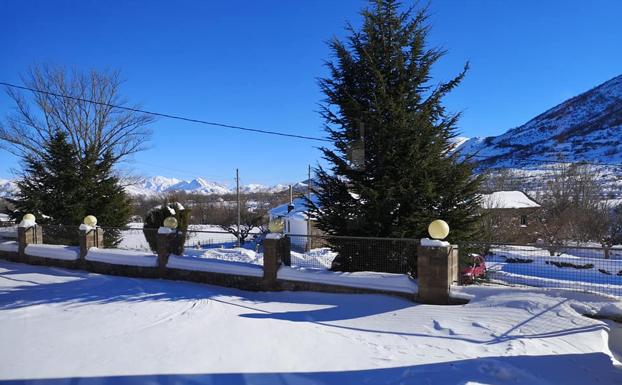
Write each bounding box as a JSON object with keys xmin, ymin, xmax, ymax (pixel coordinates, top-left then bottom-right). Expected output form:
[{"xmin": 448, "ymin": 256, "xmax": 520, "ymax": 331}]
[
  {"xmin": 236, "ymin": 168, "xmax": 241, "ymax": 247},
  {"xmin": 306, "ymin": 164, "xmax": 311, "ymax": 251}
]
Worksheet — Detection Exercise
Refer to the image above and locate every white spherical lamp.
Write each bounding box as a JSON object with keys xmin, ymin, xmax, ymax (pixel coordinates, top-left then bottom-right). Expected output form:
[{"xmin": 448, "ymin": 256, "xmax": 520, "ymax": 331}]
[
  {"xmin": 23, "ymin": 213, "xmax": 36, "ymax": 222},
  {"xmin": 428, "ymin": 219, "xmax": 449, "ymax": 240},
  {"xmin": 83, "ymin": 215, "xmax": 98, "ymax": 227},
  {"xmin": 163, "ymin": 216, "xmax": 178, "ymax": 229}
]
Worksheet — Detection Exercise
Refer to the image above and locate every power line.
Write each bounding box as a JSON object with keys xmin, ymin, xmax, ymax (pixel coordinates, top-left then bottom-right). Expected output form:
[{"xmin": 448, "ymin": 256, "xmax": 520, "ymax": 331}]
[
  {"xmin": 3, "ymin": 81, "xmax": 620, "ymax": 166},
  {"xmin": 0, "ymin": 81, "xmax": 330, "ymax": 143}
]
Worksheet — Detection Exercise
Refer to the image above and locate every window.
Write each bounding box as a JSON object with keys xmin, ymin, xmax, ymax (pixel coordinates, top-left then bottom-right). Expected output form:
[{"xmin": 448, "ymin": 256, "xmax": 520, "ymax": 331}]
[{"xmin": 520, "ymin": 215, "xmax": 527, "ymax": 226}]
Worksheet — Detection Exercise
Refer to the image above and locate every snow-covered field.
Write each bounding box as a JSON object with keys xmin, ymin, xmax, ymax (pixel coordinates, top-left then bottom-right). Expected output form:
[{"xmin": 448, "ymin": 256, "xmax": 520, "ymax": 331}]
[
  {"xmin": 485, "ymin": 245, "xmax": 622, "ymax": 297},
  {"xmin": 0, "ymin": 260, "xmax": 621, "ymax": 384},
  {"xmin": 118, "ymin": 223, "xmax": 259, "ymax": 252}
]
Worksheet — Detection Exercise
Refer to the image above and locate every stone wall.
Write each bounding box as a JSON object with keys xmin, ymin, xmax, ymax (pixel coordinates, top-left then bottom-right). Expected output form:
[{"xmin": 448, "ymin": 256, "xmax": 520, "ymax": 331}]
[{"xmin": 0, "ymin": 227, "xmax": 465, "ymax": 304}]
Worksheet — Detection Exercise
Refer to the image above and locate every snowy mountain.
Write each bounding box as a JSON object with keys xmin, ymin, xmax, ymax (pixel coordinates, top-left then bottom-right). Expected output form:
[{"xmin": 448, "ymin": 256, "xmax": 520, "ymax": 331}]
[
  {"xmin": 0, "ymin": 179, "xmax": 18, "ymax": 198},
  {"xmin": 241, "ymin": 184, "xmax": 288, "ymax": 194},
  {"xmin": 125, "ymin": 176, "xmax": 289, "ymax": 196},
  {"xmin": 0, "ymin": 175, "xmax": 295, "ymax": 198},
  {"xmin": 457, "ymin": 74, "xmax": 622, "ymax": 168}
]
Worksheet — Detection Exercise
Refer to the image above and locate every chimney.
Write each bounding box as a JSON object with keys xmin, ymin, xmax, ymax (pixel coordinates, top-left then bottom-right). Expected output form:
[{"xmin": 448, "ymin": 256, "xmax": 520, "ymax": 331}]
[{"xmin": 287, "ymin": 185, "xmax": 294, "ymax": 213}]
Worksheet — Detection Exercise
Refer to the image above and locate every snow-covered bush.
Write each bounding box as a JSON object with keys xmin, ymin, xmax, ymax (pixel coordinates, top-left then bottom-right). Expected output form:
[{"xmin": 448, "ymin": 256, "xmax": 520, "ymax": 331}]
[{"xmin": 143, "ymin": 201, "xmax": 190, "ymax": 255}]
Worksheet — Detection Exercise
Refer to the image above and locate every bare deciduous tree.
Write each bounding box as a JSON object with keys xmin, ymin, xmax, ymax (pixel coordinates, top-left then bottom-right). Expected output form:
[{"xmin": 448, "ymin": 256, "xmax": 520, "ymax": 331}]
[
  {"xmin": 536, "ymin": 162, "xmax": 608, "ymax": 255},
  {"xmin": 0, "ymin": 65, "xmax": 154, "ymax": 163}
]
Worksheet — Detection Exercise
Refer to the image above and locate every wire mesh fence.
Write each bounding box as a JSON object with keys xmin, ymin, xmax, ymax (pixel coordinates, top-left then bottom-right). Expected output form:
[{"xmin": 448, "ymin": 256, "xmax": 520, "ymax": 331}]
[
  {"xmin": 287, "ymin": 234, "xmax": 418, "ymax": 273},
  {"xmin": 463, "ymin": 242, "xmax": 622, "ymax": 297},
  {"xmin": 0, "ymin": 226, "xmax": 17, "ymax": 242},
  {"xmin": 0, "ymin": 224, "xmax": 422, "ymax": 274}
]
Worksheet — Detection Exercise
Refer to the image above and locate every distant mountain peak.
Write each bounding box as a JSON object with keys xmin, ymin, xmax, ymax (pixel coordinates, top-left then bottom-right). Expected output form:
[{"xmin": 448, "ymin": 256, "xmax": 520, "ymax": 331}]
[
  {"xmin": 125, "ymin": 176, "xmax": 292, "ymax": 196},
  {"xmin": 458, "ymin": 73, "xmax": 622, "ymax": 169}
]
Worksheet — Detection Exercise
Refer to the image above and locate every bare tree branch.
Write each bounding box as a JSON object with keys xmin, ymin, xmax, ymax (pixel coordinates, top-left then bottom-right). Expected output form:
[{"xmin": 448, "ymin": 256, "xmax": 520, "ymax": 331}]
[{"xmin": 0, "ymin": 65, "xmax": 154, "ymax": 164}]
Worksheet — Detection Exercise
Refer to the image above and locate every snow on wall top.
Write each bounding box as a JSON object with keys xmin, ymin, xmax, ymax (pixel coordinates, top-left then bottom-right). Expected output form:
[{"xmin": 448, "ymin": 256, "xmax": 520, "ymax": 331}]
[{"xmin": 480, "ymin": 191, "xmax": 540, "ymax": 209}]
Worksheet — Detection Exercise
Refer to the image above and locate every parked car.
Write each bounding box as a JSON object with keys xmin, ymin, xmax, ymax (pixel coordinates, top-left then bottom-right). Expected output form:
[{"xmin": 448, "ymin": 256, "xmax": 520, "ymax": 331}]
[{"xmin": 461, "ymin": 254, "xmax": 487, "ymax": 283}]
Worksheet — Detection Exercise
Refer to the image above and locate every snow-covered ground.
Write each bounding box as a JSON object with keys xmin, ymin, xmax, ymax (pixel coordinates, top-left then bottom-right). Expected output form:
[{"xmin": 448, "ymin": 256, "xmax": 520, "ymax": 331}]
[
  {"xmin": 0, "ymin": 260, "xmax": 621, "ymax": 384},
  {"xmin": 485, "ymin": 245, "xmax": 622, "ymax": 297},
  {"xmin": 118, "ymin": 223, "xmax": 259, "ymax": 252}
]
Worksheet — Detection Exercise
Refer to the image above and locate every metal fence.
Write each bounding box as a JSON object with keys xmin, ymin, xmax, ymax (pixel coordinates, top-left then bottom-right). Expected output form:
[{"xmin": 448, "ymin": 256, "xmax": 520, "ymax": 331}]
[
  {"xmin": 464, "ymin": 242, "xmax": 622, "ymax": 297},
  {"xmin": 0, "ymin": 224, "xmax": 419, "ymax": 274},
  {"xmin": 287, "ymin": 234, "xmax": 418, "ymax": 274},
  {"xmin": 0, "ymin": 226, "xmax": 16, "ymax": 242}
]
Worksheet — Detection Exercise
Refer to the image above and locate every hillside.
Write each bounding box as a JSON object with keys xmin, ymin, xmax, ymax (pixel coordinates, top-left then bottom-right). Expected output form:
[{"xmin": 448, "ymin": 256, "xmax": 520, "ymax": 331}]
[{"xmin": 458, "ymin": 74, "xmax": 622, "ymax": 168}]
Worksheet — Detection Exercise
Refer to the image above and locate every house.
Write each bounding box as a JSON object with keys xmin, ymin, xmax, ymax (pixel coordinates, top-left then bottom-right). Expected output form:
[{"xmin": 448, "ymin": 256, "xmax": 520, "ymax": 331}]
[
  {"xmin": 268, "ymin": 194, "xmax": 323, "ymax": 251},
  {"xmin": 480, "ymin": 190, "xmax": 541, "ymax": 243},
  {"xmin": 268, "ymin": 194, "xmax": 319, "ymax": 236}
]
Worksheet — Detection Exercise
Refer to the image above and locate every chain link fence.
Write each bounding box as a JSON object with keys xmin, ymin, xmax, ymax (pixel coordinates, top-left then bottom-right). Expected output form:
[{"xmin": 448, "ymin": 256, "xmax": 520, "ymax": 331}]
[
  {"xmin": 463, "ymin": 242, "xmax": 622, "ymax": 297},
  {"xmin": 287, "ymin": 234, "xmax": 418, "ymax": 273}
]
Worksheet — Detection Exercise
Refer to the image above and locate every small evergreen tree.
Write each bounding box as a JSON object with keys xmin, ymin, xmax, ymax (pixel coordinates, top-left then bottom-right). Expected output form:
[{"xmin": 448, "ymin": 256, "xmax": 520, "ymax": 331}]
[
  {"xmin": 143, "ymin": 201, "xmax": 190, "ymax": 255},
  {"xmin": 10, "ymin": 132, "xmax": 132, "ymax": 246},
  {"xmin": 308, "ymin": 0, "xmax": 481, "ymax": 272},
  {"xmin": 10, "ymin": 131, "xmax": 83, "ymax": 244}
]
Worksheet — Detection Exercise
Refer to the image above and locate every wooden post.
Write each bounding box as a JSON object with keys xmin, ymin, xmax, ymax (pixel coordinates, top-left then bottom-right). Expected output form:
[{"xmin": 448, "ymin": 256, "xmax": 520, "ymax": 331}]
[
  {"xmin": 417, "ymin": 244, "xmax": 459, "ymax": 304},
  {"xmin": 79, "ymin": 227, "xmax": 104, "ymax": 260},
  {"xmin": 17, "ymin": 225, "xmax": 42, "ymax": 259}
]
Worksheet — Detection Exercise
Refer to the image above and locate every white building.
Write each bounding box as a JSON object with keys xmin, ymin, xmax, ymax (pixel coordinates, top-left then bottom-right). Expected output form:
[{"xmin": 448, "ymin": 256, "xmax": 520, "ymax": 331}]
[{"xmin": 268, "ymin": 194, "xmax": 319, "ymax": 236}]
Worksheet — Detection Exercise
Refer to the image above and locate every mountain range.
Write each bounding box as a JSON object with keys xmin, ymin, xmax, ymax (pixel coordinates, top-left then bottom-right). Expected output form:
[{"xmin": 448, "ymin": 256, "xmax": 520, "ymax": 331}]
[
  {"xmin": 2, "ymin": 74, "xmax": 621, "ymax": 198},
  {"xmin": 456, "ymin": 74, "xmax": 622, "ymax": 168},
  {"xmin": 0, "ymin": 176, "xmax": 304, "ymax": 198},
  {"xmin": 124, "ymin": 177, "xmax": 302, "ymax": 196}
]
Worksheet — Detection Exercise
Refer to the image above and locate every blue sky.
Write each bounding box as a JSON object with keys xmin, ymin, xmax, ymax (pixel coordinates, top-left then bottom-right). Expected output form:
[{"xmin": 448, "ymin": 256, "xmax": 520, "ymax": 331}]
[{"xmin": 1, "ymin": 0, "xmax": 621, "ymax": 186}]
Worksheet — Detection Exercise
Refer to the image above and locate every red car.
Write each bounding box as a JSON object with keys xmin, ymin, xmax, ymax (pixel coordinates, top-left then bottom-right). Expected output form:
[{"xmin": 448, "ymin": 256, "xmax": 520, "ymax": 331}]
[{"xmin": 461, "ymin": 254, "xmax": 487, "ymax": 284}]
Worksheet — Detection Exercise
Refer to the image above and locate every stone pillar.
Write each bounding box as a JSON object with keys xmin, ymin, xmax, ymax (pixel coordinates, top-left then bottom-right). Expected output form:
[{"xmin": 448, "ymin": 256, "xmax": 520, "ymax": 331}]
[
  {"xmin": 281, "ymin": 236, "xmax": 291, "ymax": 266},
  {"xmin": 157, "ymin": 233, "xmax": 175, "ymax": 275},
  {"xmin": 417, "ymin": 244, "xmax": 459, "ymax": 304},
  {"xmin": 263, "ymin": 234, "xmax": 286, "ymax": 288},
  {"xmin": 17, "ymin": 225, "xmax": 42, "ymax": 259},
  {"xmin": 79, "ymin": 227, "xmax": 104, "ymax": 260}
]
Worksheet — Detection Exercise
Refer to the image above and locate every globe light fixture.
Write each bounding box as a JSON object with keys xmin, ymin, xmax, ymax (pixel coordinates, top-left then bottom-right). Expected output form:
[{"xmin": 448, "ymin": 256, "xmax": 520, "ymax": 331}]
[
  {"xmin": 83, "ymin": 215, "xmax": 98, "ymax": 227},
  {"xmin": 163, "ymin": 216, "xmax": 178, "ymax": 229},
  {"xmin": 428, "ymin": 219, "xmax": 449, "ymax": 240},
  {"xmin": 23, "ymin": 213, "xmax": 36, "ymax": 222}
]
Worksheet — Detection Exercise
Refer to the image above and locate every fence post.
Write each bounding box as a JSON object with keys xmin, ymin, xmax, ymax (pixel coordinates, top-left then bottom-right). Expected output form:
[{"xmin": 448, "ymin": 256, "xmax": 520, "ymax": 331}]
[
  {"xmin": 417, "ymin": 243, "xmax": 459, "ymax": 304},
  {"xmin": 156, "ymin": 231, "xmax": 177, "ymax": 276},
  {"xmin": 281, "ymin": 235, "xmax": 291, "ymax": 266},
  {"xmin": 79, "ymin": 227, "xmax": 104, "ymax": 260},
  {"xmin": 17, "ymin": 225, "xmax": 42, "ymax": 259},
  {"xmin": 263, "ymin": 234, "xmax": 285, "ymax": 289}
]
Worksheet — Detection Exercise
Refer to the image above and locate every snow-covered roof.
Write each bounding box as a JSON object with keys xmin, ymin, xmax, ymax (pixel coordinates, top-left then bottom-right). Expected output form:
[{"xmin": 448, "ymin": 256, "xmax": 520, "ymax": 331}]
[
  {"xmin": 269, "ymin": 195, "xmax": 319, "ymax": 221},
  {"xmin": 480, "ymin": 191, "xmax": 540, "ymax": 209}
]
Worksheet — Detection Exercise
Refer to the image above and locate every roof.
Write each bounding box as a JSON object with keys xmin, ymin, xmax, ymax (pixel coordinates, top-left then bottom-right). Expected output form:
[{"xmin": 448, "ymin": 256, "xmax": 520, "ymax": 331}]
[
  {"xmin": 480, "ymin": 191, "xmax": 540, "ymax": 209},
  {"xmin": 269, "ymin": 194, "xmax": 319, "ymax": 221}
]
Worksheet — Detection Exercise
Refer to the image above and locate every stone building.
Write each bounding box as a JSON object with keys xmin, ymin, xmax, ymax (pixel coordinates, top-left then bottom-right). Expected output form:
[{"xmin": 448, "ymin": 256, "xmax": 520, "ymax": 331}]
[{"xmin": 480, "ymin": 191, "xmax": 541, "ymax": 243}]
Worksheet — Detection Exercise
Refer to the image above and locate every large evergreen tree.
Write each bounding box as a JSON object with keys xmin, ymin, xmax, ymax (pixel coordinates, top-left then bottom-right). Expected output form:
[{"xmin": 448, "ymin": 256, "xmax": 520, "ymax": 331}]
[
  {"xmin": 308, "ymin": 0, "xmax": 481, "ymax": 271},
  {"xmin": 10, "ymin": 132, "xmax": 131, "ymax": 246}
]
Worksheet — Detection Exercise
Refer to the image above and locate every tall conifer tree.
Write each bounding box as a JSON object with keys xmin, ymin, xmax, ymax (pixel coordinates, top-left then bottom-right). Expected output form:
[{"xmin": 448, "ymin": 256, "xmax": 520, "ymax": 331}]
[{"xmin": 308, "ymin": 0, "xmax": 481, "ymax": 271}]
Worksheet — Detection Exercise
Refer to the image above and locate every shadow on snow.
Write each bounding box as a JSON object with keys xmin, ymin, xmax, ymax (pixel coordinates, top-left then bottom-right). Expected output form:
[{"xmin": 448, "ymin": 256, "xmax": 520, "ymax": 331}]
[{"xmin": 1, "ymin": 353, "xmax": 620, "ymax": 385}]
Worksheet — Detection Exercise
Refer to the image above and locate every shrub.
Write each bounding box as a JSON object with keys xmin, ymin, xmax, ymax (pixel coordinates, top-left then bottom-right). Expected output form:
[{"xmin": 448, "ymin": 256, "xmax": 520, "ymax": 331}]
[
  {"xmin": 143, "ymin": 201, "xmax": 190, "ymax": 255},
  {"xmin": 505, "ymin": 257, "xmax": 534, "ymax": 264},
  {"xmin": 545, "ymin": 260, "xmax": 594, "ymax": 269}
]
